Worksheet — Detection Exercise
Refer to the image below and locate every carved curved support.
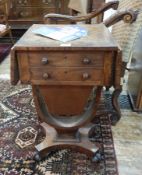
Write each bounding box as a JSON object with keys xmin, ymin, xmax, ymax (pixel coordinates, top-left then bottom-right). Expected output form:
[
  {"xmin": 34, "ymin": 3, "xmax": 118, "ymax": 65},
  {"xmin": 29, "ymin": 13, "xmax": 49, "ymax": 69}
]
[
  {"xmin": 104, "ymin": 10, "xmax": 138, "ymax": 27},
  {"xmin": 44, "ymin": 1, "xmax": 119, "ymax": 23},
  {"xmin": 33, "ymin": 86, "xmax": 102, "ymax": 131},
  {"xmin": 110, "ymin": 88, "xmax": 122, "ymax": 125}
]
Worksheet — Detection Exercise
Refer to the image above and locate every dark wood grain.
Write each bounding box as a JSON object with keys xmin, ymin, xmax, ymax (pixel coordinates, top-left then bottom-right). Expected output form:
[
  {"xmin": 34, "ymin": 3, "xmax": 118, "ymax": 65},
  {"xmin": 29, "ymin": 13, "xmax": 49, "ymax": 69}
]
[
  {"xmin": 33, "ymin": 86, "xmax": 93, "ymax": 116},
  {"xmin": 11, "ymin": 23, "xmax": 122, "ymax": 160}
]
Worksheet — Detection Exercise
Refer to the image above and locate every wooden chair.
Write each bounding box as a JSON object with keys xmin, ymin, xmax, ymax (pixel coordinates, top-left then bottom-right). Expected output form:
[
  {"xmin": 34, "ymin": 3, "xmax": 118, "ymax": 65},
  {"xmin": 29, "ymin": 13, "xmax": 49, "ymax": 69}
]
[
  {"xmin": 0, "ymin": 0, "xmax": 14, "ymax": 44},
  {"xmin": 44, "ymin": 0, "xmax": 140, "ymax": 73},
  {"xmin": 43, "ymin": 0, "xmax": 141, "ymax": 125},
  {"xmin": 68, "ymin": 0, "xmax": 142, "ymax": 96},
  {"xmin": 44, "ymin": 0, "xmax": 139, "ymax": 66}
]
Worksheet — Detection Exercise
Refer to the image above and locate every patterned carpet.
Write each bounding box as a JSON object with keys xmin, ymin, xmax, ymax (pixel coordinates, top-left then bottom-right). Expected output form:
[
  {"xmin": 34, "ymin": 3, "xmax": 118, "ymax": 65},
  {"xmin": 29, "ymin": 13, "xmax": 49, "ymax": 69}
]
[
  {"xmin": 104, "ymin": 92, "xmax": 131, "ymax": 110},
  {"xmin": 0, "ymin": 44, "xmax": 12, "ymax": 64},
  {"xmin": 0, "ymin": 81, "xmax": 124, "ymax": 175}
]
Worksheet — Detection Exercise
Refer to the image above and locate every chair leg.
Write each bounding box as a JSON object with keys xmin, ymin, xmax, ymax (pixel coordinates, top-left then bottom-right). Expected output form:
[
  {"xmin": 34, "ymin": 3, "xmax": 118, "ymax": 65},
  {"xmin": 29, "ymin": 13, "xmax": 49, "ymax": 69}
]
[{"xmin": 9, "ymin": 30, "xmax": 14, "ymax": 44}]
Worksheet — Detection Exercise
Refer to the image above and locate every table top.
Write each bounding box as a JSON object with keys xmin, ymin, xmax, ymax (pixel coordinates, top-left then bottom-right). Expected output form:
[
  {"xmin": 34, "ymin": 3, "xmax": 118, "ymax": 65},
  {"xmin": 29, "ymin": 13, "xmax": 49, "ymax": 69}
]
[{"xmin": 13, "ymin": 24, "xmax": 120, "ymax": 51}]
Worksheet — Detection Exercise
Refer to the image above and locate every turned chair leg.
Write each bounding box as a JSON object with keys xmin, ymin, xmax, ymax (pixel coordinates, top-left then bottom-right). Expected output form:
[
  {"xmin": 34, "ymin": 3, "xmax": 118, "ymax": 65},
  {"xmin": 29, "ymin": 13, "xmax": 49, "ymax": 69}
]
[
  {"xmin": 9, "ymin": 30, "xmax": 14, "ymax": 44},
  {"xmin": 105, "ymin": 86, "xmax": 111, "ymax": 91}
]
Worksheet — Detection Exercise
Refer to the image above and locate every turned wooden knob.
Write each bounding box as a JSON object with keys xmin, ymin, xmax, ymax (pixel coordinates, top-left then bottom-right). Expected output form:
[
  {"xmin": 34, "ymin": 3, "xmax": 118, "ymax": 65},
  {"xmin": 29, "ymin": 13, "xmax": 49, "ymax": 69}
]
[
  {"xmin": 82, "ymin": 58, "xmax": 91, "ymax": 64},
  {"xmin": 82, "ymin": 73, "xmax": 90, "ymax": 80},
  {"xmin": 42, "ymin": 57, "xmax": 49, "ymax": 65},
  {"xmin": 43, "ymin": 73, "xmax": 50, "ymax": 80}
]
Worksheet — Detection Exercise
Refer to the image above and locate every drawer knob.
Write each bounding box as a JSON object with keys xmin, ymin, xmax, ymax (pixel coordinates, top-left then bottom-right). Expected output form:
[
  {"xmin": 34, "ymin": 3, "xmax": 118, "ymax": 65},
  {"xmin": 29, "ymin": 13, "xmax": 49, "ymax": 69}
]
[
  {"xmin": 83, "ymin": 58, "xmax": 91, "ymax": 64},
  {"xmin": 43, "ymin": 73, "xmax": 50, "ymax": 80},
  {"xmin": 82, "ymin": 73, "xmax": 90, "ymax": 80},
  {"xmin": 42, "ymin": 57, "xmax": 49, "ymax": 65}
]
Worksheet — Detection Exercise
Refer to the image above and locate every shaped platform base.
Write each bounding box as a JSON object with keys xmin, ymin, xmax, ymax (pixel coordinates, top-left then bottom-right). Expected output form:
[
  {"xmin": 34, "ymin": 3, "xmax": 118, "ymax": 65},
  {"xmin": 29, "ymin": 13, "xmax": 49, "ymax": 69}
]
[{"xmin": 34, "ymin": 122, "xmax": 101, "ymax": 162}]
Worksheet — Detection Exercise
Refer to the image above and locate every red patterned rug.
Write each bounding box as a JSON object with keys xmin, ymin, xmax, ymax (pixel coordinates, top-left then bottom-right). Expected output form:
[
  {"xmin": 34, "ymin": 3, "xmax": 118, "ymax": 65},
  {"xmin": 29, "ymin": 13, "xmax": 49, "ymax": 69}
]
[
  {"xmin": 0, "ymin": 81, "xmax": 119, "ymax": 175},
  {"xmin": 0, "ymin": 44, "xmax": 12, "ymax": 63}
]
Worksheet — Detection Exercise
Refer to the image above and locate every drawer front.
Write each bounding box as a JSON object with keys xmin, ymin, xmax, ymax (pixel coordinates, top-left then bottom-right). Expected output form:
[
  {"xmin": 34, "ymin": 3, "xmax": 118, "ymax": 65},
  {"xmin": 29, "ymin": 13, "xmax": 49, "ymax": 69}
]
[
  {"xmin": 15, "ymin": 0, "xmax": 56, "ymax": 7},
  {"xmin": 30, "ymin": 67, "xmax": 103, "ymax": 85},
  {"xmin": 11, "ymin": 7, "xmax": 56, "ymax": 19},
  {"xmin": 28, "ymin": 51, "xmax": 104, "ymax": 68},
  {"xmin": 18, "ymin": 51, "xmax": 113, "ymax": 86}
]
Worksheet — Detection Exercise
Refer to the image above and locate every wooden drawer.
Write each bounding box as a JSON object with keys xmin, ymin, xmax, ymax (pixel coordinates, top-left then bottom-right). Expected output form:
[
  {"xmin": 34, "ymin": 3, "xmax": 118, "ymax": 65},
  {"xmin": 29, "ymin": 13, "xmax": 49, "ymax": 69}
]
[
  {"xmin": 15, "ymin": 0, "xmax": 56, "ymax": 7},
  {"xmin": 11, "ymin": 7, "xmax": 56, "ymax": 19},
  {"xmin": 30, "ymin": 67, "xmax": 103, "ymax": 85},
  {"xmin": 28, "ymin": 51, "xmax": 104, "ymax": 68},
  {"xmin": 18, "ymin": 51, "xmax": 113, "ymax": 85}
]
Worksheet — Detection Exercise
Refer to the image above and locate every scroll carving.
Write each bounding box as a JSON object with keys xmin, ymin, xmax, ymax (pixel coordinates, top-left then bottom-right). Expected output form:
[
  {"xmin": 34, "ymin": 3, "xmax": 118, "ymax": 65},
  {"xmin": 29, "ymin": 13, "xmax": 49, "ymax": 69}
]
[{"xmin": 104, "ymin": 10, "xmax": 138, "ymax": 27}]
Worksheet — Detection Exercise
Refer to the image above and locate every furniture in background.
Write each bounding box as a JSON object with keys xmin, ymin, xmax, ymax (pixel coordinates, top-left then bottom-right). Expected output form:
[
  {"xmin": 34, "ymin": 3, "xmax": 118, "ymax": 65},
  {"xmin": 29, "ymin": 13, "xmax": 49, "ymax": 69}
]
[
  {"xmin": 0, "ymin": 0, "xmax": 13, "ymax": 43},
  {"xmin": 11, "ymin": 23, "xmax": 122, "ymax": 161},
  {"xmin": 0, "ymin": 0, "xmax": 106, "ymax": 40},
  {"xmin": 1, "ymin": 0, "xmax": 106, "ymax": 29},
  {"xmin": 127, "ymin": 28, "xmax": 142, "ymax": 112},
  {"xmin": 0, "ymin": 0, "xmax": 72, "ymax": 41},
  {"xmin": 2, "ymin": 0, "xmax": 69, "ymax": 29}
]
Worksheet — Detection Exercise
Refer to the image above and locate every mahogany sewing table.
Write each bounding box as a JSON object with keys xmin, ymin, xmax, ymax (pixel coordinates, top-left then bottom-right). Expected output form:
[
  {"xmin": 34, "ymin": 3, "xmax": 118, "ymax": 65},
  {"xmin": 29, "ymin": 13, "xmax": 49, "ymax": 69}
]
[{"xmin": 11, "ymin": 24, "xmax": 122, "ymax": 161}]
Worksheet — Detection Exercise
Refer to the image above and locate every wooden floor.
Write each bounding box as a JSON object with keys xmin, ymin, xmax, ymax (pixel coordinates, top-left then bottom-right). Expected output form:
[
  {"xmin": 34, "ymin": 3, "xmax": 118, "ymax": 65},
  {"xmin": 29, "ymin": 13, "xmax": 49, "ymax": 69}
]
[{"xmin": 0, "ymin": 55, "xmax": 142, "ymax": 175}]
